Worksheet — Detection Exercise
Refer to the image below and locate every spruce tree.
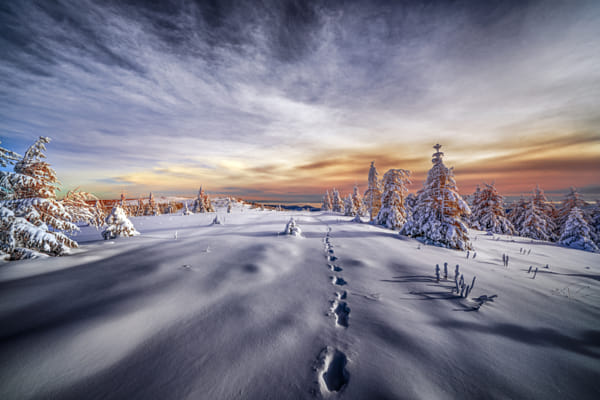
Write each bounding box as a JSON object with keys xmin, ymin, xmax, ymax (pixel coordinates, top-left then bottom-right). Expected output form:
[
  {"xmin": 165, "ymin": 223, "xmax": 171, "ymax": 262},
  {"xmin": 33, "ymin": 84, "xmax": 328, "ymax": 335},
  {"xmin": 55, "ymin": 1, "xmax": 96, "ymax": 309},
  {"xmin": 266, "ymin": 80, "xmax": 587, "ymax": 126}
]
[
  {"xmin": 363, "ymin": 161, "xmax": 382, "ymax": 221},
  {"xmin": 520, "ymin": 199, "xmax": 552, "ymax": 241},
  {"xmin": 508, "ymin": 195, "xmax": 528, "ymax": 234},
  {"xmin": 0, "ymin": 137, "xmax": 95, "ymax": 259},
  {"xmin": 102, "ymin": 206, "xmax": 139, "ymax": 239},
  {"xmin": 469, "ymin": 182, "xmax": 514, "ymax": 234},
  {"xmin": 351, "ymin": 184, "xmax": 366, "ymax": 217},
  {"xmin": 558, "ymin": 208, "xmax": 598, "ymax": 252},
  {"xmin": 322, "ymin": 190, "xmax": 333, "ymax": 211},
  {"xmin": 401, "ymin": 144, "xmax": 472, "ymax": 250},
  {"xmin": 375, "ymin": 168, "xmax": 411, "ymax": 230},
  {"xmin": 344, "ymin": 194, "xmax": 356, "ymax": 216},
  {"xmin": 331, "ymin": 188, "xmax": 344, "ymax": 213},
  {"xmin": 532, "ymin": 185, "xmax": 557, "ymax": 240},
  {"xmin": 557, "ymin": 187, "xmax": 589, "ymax": 234},
  {"xmin": 193, "ymin": 187, "xmax": 207, "ymax": 213}
]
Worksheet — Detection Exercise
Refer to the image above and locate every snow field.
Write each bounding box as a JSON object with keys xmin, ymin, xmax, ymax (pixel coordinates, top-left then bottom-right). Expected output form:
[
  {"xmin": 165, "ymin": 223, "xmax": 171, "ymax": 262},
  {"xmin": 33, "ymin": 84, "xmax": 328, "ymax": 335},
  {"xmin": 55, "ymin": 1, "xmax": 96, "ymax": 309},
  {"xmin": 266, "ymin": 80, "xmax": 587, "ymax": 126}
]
[{"xmin": 1, "ymin": 206, "xmax": 599, "ymax": 399}]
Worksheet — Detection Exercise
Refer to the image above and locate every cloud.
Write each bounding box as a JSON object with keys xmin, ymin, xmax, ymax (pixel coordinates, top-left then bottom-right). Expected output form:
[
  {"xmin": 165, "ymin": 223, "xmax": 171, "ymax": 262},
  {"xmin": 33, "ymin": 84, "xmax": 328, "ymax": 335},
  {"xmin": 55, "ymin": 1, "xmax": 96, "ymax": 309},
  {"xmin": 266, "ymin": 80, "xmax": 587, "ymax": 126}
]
[{"xmin": 1, "ymin": 0, "xmax": 599, "ymax": 200}]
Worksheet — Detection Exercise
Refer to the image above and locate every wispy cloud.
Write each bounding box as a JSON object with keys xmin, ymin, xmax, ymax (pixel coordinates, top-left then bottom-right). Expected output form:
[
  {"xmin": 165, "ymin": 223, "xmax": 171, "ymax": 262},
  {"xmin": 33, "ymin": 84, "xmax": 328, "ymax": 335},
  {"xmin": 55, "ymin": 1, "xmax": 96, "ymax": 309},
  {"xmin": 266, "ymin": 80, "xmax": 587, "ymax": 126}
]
[{"xmin": 1, "ymin": 0, "xmax": 599, "ymax": 199}]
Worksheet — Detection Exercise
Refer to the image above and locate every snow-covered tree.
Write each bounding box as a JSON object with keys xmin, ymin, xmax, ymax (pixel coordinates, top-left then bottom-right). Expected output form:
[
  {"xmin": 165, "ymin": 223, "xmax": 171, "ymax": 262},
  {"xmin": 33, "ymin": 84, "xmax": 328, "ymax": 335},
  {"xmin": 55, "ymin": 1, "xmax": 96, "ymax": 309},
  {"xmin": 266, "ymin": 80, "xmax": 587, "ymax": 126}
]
[
  {"xmin": 469, "ymin": 182, "xmax": 514, "ymax": 234},
  {"xmin": 375, "ymin": 169, "xmax": 411, "ymax": 230},
  {"xmin": 557, "ymin": 187, "xmax": 589, "ymax": 234},
  {"xmin": 0, "ymin": 137, "xmax": 89, "ymax": 259},
  {"xmin": 508, "ymin": 196, "xmax": 528, "ymax": 234},
  {"xmin": 351, "ymin": 184, "xmax": 366, "ymax": 217},
  {"xmin": 193, "ymin": 186, "xmax": 214, "ymax": 213},
  {"xmin": 102, "ymin": 206, "xmax": 139, "ymax": 239},
  {"xmin": 331, "ymin": 188, "xmax": 344, "ymax": 213},
  {"xmin": 532, "ymin": 185, "xmax": 557, "ymax": 240},
  {"xmin": 344, "ymin": 194, "xmax": 356, "ymax": 216},
  {"xmin": 520, "ymin": 199, "xmax": 552, "ymax": 241},
  {"xmin": 283, "ymin": 217, "xmax": 302, "ymax": 236},
  {"xmin": 182, "ymin": 201, "xmax": 193, "ymax": 215},
  {"xmin": 363, "ymin": 161, "xmax": 382, "ymax": 221},
  {"xmin": 145, "ymin": 192, "xmax": 160, "ymax": 216},
  {"xmin": 62, "ymin": 189, "xmax": 103, "ymax": 228},
  {"xmin": 591, "ymin": 200, "xmax": 600, "ymax": 245},
  {"xmin": 322, "ymin": 190, "xmax": 332, "ymax": 211},
  {"xmin": 558, "ymin": 208, "xmax": 598, "ymax": 252},
  {"xmin": 401, "ymin": 144, "xmax": 472, "ymax": 250}
]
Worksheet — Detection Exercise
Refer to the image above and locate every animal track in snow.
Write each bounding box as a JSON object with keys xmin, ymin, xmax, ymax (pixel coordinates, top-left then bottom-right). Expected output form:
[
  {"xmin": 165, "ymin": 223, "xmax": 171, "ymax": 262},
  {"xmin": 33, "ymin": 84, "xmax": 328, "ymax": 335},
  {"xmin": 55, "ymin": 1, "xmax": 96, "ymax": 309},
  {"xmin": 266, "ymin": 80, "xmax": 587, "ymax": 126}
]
[
  {"xmin": 335, "ymin": 291, "xmax": 347, "ymax": 300},
  {"xmin": 331, "ymin": 276, "xmax": 347, "ymax": 286},
  {"xmin": 330, "ymin": 300, "xmax": 350, "ymax": 327},
  {"xmin": 328, "ymin": 255, "xmax": 338, "ymax": 262},
  {"xmin": 317, "ymin": 347, "xmax": 349, "ymax": 394}
]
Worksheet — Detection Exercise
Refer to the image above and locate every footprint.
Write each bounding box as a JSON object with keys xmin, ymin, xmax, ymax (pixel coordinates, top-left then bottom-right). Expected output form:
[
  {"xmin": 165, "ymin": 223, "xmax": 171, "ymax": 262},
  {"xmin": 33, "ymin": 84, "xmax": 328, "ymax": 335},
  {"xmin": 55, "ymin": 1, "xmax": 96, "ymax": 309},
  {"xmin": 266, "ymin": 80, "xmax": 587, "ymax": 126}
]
[
  {"xmin": 330, "ymin": 300, "xmax": 350, "ymax": 327},
  {"xmin": 328, "ymin": 255, "xmax": 338, "ymax": 262},
  {"xmin": 317, "ymin": 347, "xmax": 349, "ymax": 394},
  {"xmin": 331, "ymin": 276, "xmax": 347, "ymax": 286},
  {"xmin": 336, "ymin": 291, "xmax": 347, "ymax": 300},
  {"xmin": 328, "ymin": 264, "xmax": 342, "ymax": 272}
]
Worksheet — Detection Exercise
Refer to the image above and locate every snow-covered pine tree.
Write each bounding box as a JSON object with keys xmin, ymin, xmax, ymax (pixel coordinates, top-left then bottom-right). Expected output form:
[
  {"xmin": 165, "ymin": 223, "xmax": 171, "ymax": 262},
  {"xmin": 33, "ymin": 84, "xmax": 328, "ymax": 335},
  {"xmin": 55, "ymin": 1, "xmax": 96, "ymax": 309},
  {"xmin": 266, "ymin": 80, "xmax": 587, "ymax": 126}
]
[
  {"xmin": 62, "ymin": 189, "xmax": 103, "ymax": 228},
  {"xmin": 0, "ymin": 139, "xmax": 19, "ymax": 167},
  {"xmin": 145, "ymin": 192, "xmax": 160, "ymax": 216},
  {"xmin": 102, "ymin": 206, "xmax": 139, "ymax": 239},
  {"xmin": 203, "ymin": 189, "xmax": 215, "ymax": 212},
  {"xmin": 401, "ymin": 144, "xmax": 472, "ymax": 250},
  {"xmin": 322, "ymin": 190, "xmax": 333, "ymax": 211},
  {"xmin": 558, "ymin": 207, "xmax": 598, "ymax": 252},
  {"xmin": 351, "ymin": 184, "xmax": 366, "ymax": 217},
  {"xmin": 375, "ymin": 168, "xmax": 411, "ymax": 230},
  {"xmin": 469, "ymin": 182, "xmax": 514, "ymax": 234},
  {"xmin": 508, "ymin": 196, "xmax": 527, "ymax": 234},
  {"xmin": 557, "ymin": 187, "xmax": 589, "ymax": 234},
  {"xmin": 332, "ymin": 188, "xmax": 344, "ymax": 213},
  {"xmin": 344, "ymin": 194, "xmax": 356, "ymax": 216},
  {"xmin": 468, "ymin": 185, "xmax": 482, "ymax": 228},
  {"xmin": 193, "ymin": 187, "xmax": 207, "ymax": 213},
  {"xmin": 520, "ymin": 199, "xmax": 552, "ymax": 241},
  {"xmin": 363, "ymin": 161, "xmax": 382, "ymax": 221},
  {"xmin": 0, "ymin": 137, "xmax": 85, "ymax": 259},
  {"xmin": 591, "ymin": 200, "xmax": 600, "ymax": 245},
  {"xmin": 532, "ymin": 185, "xmax": 557, "ymax": 240},
  {"xmin": 182, "ymin": 201, "xmax": 193, "ymax": 215}
]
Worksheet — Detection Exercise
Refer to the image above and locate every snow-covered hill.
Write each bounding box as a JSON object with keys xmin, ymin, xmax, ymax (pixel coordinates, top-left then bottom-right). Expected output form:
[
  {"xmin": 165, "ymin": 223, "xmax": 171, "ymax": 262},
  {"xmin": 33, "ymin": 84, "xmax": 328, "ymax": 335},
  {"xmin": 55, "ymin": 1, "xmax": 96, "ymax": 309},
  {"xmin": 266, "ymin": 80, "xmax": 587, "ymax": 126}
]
[{"xmin": 1, "ymin": 207, "xmax": 599, "ymax": 399}]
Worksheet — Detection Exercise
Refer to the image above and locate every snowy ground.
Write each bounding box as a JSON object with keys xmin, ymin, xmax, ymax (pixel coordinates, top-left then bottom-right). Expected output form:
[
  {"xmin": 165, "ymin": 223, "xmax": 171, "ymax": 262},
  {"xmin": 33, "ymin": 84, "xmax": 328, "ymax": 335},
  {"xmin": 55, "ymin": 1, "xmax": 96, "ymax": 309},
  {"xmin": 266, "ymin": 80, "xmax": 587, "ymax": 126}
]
[{"xmin": 1, "ymin": 205, "xmax": 599, "ymax": 399}]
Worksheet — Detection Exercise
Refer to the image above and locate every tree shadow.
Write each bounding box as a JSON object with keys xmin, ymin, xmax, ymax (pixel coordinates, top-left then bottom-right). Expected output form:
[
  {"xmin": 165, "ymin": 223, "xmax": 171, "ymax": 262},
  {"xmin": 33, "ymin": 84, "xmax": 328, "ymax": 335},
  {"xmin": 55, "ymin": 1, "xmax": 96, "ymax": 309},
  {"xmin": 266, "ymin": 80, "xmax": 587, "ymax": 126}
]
[{"xmin": 434, "ymin": 320, "xmax": 600, "ymax": 358}]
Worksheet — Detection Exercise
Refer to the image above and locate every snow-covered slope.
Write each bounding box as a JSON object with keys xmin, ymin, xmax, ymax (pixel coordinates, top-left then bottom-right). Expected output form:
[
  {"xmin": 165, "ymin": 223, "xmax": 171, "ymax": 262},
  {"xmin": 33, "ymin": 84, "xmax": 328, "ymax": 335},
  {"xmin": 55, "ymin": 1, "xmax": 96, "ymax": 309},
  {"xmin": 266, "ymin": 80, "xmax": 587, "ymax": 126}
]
[{"xmin": 1, "ymin": 208, "xmax": 599, "ymax": 399}]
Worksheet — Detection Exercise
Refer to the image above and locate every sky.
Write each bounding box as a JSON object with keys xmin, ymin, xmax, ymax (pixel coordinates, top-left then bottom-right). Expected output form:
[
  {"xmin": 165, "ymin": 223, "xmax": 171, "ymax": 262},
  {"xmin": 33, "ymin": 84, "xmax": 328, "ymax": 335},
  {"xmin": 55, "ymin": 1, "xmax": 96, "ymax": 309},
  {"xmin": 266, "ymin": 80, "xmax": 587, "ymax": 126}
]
[{"xmin": 1, "ymin": 0, "xmax": 599, "ymax": 202}]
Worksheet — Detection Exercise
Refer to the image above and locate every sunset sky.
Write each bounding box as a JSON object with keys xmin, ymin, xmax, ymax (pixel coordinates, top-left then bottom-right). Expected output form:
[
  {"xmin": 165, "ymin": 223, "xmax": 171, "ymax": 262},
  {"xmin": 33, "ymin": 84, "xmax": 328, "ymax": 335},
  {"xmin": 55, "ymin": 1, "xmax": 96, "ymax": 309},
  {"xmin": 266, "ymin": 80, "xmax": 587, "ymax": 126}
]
[{"xmin": 1, "ymin": 0, "xmax": 599, "ymax": 202}]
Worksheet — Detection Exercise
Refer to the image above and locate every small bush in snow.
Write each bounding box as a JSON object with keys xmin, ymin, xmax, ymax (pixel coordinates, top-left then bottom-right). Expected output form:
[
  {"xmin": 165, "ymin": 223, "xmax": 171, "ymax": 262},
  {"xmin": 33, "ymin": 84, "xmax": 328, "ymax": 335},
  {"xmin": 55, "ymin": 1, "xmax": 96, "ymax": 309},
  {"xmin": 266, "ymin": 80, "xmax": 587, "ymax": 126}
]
[
  {"xmin": 102, "ymin": 206, "xmax": 139, "ymax": 239},
  {"xmin": 283, "ymin": 218, "xmax": 302, "ymax": 236}
]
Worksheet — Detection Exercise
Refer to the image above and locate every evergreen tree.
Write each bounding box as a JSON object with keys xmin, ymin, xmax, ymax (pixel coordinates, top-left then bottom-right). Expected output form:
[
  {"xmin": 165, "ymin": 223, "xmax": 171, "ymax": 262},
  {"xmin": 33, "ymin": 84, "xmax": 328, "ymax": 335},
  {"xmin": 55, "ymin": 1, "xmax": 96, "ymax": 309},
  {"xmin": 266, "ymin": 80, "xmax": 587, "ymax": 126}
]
[
  {"xmin": 193, "ymin": 186, "xmax": 207, "ymax": 213},
  {"xmin": 0, "ymin": 137, "xmax": 96, "ymax": 259},
  {"xmin": 375, "ymin": 168, "xmax": 411, "ymax": 230},
  {"xmin": 590, "ymin": 200, "xmax": 600, "ymax": 245},
  {"xmin": 557, "ymin": 187, "xmax": 589, "ymax": 234},
  {"xmin": 322, "ymin": 190, "xmax": 332, "ymax": 211},
  {"xmin": 469, "ymin": 182, "xmax": 514, "ymax": 234},
  {"xmin": 182, "ymin": 201, "xmax": 193, "ymax": 215},
  {"xmin": 351, "ymin": 184, "xmax": 366, "ymax": 217},
  {"xmin": 102, "ymin": 206, "xmax": 139, "ymax": 239},
  {"xmin": 558, "ymin": 208, "xmax": 598, "ymax": 252},
  {"xmin": 145, "ymin": 192, "xmax": 161, "ymax": 216},
  {"xmin": 508, "ymin": 195, "xmax": 528, "ymax": 234},
  {"xmin": 331, "ymin": 188, "xmax": 344, "ymax": 213},
  {"xmin": 520, "ymin": 199, "xmax": 552, "ymax": 241},
  {"xmin": 344, "ymin": 194, "xmax": 356, "ymax": 216},
  {"xmin": 363, "ymin": 161, "xmax": 382, "ymax": 221},
  {"xmin": 532, "ymin": 185, "xmax": 557, "ymax": 240},
  {"xmin": 401, "ymin": 144, "xmax": 472, "ymax": 250}
]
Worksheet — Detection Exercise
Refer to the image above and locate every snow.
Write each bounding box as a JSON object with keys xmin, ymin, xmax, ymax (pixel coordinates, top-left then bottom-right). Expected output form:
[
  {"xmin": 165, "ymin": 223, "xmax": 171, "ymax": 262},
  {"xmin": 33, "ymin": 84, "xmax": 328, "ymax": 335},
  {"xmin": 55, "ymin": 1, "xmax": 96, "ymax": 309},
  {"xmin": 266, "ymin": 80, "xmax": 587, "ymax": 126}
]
[{"xmin": 1, "ymin": 206, "xmax": 599, "ymax": 399}]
